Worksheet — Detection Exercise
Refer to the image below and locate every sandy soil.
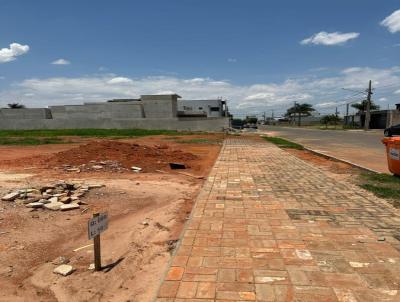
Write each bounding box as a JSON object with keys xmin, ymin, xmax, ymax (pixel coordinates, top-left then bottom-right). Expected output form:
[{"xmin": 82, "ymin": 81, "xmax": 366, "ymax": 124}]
[{"xmin": 0, "ymin": 134, "xmax": 222, "ymax": 302}]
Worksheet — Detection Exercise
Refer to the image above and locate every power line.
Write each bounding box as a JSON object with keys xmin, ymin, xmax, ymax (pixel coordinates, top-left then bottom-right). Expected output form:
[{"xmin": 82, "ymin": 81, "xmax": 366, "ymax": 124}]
[{"xmin": 342, "ymin": 88, "xmax": 368, "ymax": 95}]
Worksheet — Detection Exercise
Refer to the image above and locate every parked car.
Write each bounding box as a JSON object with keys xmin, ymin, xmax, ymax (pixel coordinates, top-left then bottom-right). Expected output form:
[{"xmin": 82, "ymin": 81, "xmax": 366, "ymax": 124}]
[
  {"xmin": 384, "ymin": 124, "xmax": 400, "ymax": 137},
  {"xmin": 243, "ymin": 123, "xmax": 258, "ymax": 129}
]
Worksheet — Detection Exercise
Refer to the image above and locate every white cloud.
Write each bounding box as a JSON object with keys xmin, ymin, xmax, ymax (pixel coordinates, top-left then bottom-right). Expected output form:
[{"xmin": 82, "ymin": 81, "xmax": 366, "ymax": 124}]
[
  {"xmin": 301, "ymin": 31, "xmax": 360, "ymax": 46},
  {"xmin": 395, "ymin": 89, "xmax": 400, "ymax": 94},
  {"xmin": 0, "ymin": 43, "xmax": 29, "ymax": 63},
  {"xmin": 227, "ymin": 58, "xmax": 237, "ymax": 63},
  {"xmin": 381, "ymin": 9, "xmax": 400, "ymax": 33},
  {"xmin": 51, "ymin": 58, "xmax": 70, "ymax": 65},
  {"xmin": 379, "ymin": 97, "xmax": 387, "ymax": 102},
  {"xmin": 107, "ymin": 77, "xmax": 133, "ymax": 84},
  {"xmin": 0, "ymin": 66, "xmax": 399, "ymax": 115},
  {"xmin": 316, "ymin": 102, "xmax": 340, "ymax": 108}
]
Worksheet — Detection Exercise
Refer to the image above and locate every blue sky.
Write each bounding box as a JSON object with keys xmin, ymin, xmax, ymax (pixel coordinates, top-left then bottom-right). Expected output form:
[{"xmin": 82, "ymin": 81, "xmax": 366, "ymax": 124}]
[{"xmin": 0, "ymin": 0, "xmax": 399, "ymax": 116}]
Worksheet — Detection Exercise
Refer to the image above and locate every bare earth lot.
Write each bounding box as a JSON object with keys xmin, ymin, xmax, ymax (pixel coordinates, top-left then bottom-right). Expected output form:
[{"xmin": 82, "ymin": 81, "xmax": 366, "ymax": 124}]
[{"xmin": 0, "ymin": 134, "xmax": 222, "ymax": 302}]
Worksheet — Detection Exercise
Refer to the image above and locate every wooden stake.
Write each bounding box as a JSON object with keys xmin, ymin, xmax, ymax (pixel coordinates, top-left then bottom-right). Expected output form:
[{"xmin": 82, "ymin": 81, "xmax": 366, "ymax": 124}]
[{"xmin": 93, "ymin": 213, "xmax": 102, "ymax": 271}]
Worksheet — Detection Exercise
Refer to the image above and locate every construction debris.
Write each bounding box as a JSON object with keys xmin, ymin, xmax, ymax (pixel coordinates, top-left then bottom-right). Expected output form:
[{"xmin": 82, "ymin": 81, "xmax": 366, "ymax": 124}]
[
  {"xmin": 73, "ymin": 244, "xmax": 93, "ymax": 252},
  {"xmin": 131, "ymin": 166, "xmax": 142, "ymax": 173},
  {"xmin": 1, "ymin": 181, "xmax": 104, "ymax": 212},
  {"xmin": 52, "ymin": 256, "xmax": 70, "ymax": 265},
  {"xmin": 1, "ymin": 192, "xmax": 20, "ymax": 201},
  {"xmin": 32, "ymin": 140, "xmax": 198, "ymax": 173},
  {"xmin": 53, "ymin": 264, "xmax": 74, "ymax": 276},
  {"xmin": 63, "ymin": 160, "xmax": 126, "ymax": 173},
  {"xmin": 60, "ymin": 203, "xmax": 80, "ymax": 211}
]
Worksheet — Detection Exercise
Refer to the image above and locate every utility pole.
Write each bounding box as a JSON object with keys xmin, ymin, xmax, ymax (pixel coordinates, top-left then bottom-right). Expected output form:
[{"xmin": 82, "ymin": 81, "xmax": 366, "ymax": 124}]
[
  {"xmin": 364, "ymin": 80, "xmax": 372, "ymax": 130},
  {"xmin": 334, "ymin": 107, "xmax": 339, "ymax": 128},
  {"xmin": 294, "ymin": 101, "xmax": 300, "ymax": 126},
  {"xmin": 345, "ymin": 103, "xmax": 349, "ymax": 126}
]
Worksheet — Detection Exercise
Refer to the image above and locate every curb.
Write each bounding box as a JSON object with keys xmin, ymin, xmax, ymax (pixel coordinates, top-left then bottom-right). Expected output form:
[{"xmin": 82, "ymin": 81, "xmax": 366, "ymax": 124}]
[
  {"xmin": 303, "ymin": 147, "xmax": 383, "ymax": 174},
  {"xmin": 151, "ymin": 141, "xmax": 226, "ymax": 302}
]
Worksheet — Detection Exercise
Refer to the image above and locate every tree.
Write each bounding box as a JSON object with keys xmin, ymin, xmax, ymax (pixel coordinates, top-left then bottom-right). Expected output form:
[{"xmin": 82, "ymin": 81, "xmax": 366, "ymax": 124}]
[
  {"xmin": 7, "ymin": 103, "xmax": 25, "ymax": 109},
  {"xmin": 320, "ymin": 114, "xmax": 342, "ymax": 129},
  {"xmin": 244, "ymin": 116, "xmax": 258, "ymax": 124},
  {"xmin": 351, "ymin": 99, "xmax": 379, "ymax": 112},
  {"xmin": 285, "ymin": 103, "xmax": 315, "ymax": 126},
  {"xmin": 320, "ymin": 115, "xmax": 331, "ymax": 129}
]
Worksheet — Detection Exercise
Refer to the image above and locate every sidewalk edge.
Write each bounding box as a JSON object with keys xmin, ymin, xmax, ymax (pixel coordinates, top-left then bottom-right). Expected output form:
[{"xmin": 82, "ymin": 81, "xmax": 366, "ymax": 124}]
[{"xmin": 303, "ymin": 147, "xmax": 383, "ymax": 174}]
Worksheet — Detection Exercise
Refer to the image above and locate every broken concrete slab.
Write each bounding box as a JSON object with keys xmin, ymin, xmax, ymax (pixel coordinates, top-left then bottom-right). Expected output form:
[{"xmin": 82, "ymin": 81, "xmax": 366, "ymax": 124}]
[
  {"xmin": 72, "ymin": 192, "xmax": 85, "ymax": 198},
  {"xmin": 60, "ymin": 197, "xmax": 71, "ymax": 204},
  {"xmin": 48, "ymin": 197, "xmax": 58, "ymax": 203},
  {"xmin": 60, "ymin": 203, "xmax": 80, "ymax": 211},
  {"xmin": 39, "ymin": 198, "xmax": 51, "ymax": 204},
  {"xmin": 25, "ymin": 202, "xmax": 44, "ymax": 208},
  {"xmin": 53, "ymin": 264, "xmax": 74, "ymax": 276},
  {"xmin": 2, "ymin": 192, "xmax": 20, "ymax": 201},
  {"xmin": 87, "ymin": 184, "xmax": 105, "ymax": 189},
  {"xmin": 44, "ymin": 202, "xmax": 64, "ymax": 211},
  {"xmin": 52, "ymin": 193, "xmax": 67, "ymax": 198},
  {"xmin": 22, "ymin": 197, "xmax": 41, "ymax": 204}
]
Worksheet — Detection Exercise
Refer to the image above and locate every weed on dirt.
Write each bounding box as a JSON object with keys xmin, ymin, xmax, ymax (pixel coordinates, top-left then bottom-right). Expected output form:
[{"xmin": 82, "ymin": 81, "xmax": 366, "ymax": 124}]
[
  {"xmin": 263, "ymin": 136, "xmax": 304, "ymax": 149},
  {"xmin": 358, "ymin": 172, "xmax": 400, "ymax": 207}
]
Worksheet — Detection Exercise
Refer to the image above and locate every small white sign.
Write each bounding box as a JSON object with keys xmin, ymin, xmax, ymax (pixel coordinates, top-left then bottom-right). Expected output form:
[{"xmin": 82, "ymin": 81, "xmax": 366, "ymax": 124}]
[
  {"xmin": 88, "ymin": 213, "xmax": 108, "ymax": 240},
  {"xmin": 389, "ymin": 148, "xmax": 400, "ymax": 161}
]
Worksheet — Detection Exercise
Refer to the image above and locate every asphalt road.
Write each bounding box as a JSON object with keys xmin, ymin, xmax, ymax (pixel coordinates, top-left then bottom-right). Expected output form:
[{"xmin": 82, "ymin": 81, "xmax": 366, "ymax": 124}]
[{"xmin": 260, "ymin": 126, "xmax": 389, "ymax": 173}]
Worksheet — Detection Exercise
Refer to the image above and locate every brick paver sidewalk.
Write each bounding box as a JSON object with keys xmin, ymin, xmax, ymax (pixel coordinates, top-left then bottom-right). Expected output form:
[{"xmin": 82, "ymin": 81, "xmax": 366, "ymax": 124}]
[{"xmin": 155, "ymin": 138, "xmax": 400, "ymax": 301}]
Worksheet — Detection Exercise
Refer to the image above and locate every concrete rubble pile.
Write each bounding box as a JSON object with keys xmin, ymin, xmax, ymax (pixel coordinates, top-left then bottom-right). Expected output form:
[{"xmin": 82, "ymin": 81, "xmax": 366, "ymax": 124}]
[
  {"xmin": 1, "ymin": 182, "xmax": 105, "ymax": 211},
  {"xmin": 62, "ymin": 160, "xmax": 126, "ymax": 173}
]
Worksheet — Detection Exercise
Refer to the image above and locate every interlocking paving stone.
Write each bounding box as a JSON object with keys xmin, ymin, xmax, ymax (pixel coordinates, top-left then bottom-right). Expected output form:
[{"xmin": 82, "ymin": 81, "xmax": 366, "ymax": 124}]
[{"xmin": 155, "ymin": 138, "xmax": 400, "ymax": 301}]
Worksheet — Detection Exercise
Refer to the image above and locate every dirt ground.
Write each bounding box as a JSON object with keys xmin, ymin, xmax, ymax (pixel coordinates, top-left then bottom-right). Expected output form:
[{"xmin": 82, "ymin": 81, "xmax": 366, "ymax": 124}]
[{"xmin": 0, "ymin": 134, "xmax": 223, "ymax": 302}]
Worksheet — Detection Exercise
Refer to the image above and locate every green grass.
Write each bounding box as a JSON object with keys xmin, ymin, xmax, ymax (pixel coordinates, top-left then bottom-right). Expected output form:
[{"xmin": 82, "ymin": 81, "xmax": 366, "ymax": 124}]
[
  {"xmin": 360, "ymin": 172, "xmax": 400, "ymax": 184},
  {"xmin": 358, "ymin": 172, "xmax": 400, "ymax": 208},
  {"xmin": 263, "ymin": 136, "xmax": 304, "ymax": 150},
  {"xmin": 0, "ymin": 129, "xmax": 192, "ymax": 138},
  {"xmin": 0, "ymin": 137, "xmax": 64, "ymax": 145},
  {"xmin": 360, "ymin": 184, "xmax": 400, "ymax": 200}
]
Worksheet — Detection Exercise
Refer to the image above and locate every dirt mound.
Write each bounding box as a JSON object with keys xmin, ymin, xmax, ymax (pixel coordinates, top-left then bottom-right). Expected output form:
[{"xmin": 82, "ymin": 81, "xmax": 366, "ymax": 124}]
[{"xmin": 40, "ymin": 140, "xmax": 198, "ymax": 172}]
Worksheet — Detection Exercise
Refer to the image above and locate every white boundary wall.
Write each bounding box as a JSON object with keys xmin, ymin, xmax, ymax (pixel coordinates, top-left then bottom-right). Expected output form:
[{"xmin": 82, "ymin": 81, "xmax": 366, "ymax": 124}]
[{"xmin": 0, "ymin": 117, "xmax": 230, "ymax": 131}]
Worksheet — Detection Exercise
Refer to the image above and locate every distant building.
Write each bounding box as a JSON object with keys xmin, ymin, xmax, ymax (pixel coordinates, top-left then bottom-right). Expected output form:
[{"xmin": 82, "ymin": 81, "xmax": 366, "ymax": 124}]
[
  {"xmin": 177, "ymin": 99, "xmax": 228, "ymax": 118},
  {"xmin": 0, "ymin": 94, "xmax": 230, "ymax": 131},
  {"xmin": 345, "ymin": 103, "xmax": 400, "ymax": 129}
]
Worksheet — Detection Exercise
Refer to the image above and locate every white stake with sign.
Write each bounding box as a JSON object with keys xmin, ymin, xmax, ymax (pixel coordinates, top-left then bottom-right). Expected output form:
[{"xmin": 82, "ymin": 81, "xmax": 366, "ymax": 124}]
[{"xmin": 88, "ymin": 212, "xmax": 108, "ymax": 271}]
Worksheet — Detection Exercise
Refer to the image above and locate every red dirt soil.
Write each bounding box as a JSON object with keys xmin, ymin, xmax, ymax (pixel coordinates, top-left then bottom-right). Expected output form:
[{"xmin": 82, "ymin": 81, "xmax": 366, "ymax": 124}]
[
  {"xmin": 0, "ymin": 134, "xmax": 223, "ymax": 301},
  {"xmin": 1, "ymin": 140, "xmax": 199, "ymax": 173},
  {"xmin": 44, "ymin": 140, "xmax": 197, "ymax": 171}
]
